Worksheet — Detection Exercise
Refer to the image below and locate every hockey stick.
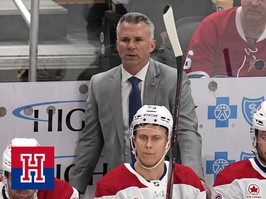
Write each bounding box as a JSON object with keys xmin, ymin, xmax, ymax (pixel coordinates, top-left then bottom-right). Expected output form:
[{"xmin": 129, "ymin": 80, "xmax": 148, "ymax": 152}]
[
  {"xmin": 223, "ymin": 48, "xmax": 233, "ymax": 77},
  {"xmin": 163, "ymin": 4, "xmax": 183, "ymax": 199}
]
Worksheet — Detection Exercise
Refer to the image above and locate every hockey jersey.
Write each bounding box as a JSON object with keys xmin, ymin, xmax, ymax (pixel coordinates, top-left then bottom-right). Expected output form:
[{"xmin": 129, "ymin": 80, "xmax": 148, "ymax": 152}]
[
  {"xmin": 95, "ymin": 161, "xmax": 206, "ymax": 198},
  {"xmin": 212, "ymin": 157, "xmax": 266, "ymax": 198},
  {"xmin": 184, "ymin": 7, "xmax": 266, "ymax": 77},
  {"xmin": 0, "ymin": 178, "xmax": 79, "ymax": 199}
]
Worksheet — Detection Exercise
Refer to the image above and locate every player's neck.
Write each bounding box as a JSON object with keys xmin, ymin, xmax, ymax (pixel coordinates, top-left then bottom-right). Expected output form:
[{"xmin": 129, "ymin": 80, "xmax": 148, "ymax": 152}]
[
  {"xmin": 135, "ymin": 161, "xmax": 165, "ymax": 181},
  {"xmin": 256, "ymin": 155, "xmax": 266, "ymax": 168}
]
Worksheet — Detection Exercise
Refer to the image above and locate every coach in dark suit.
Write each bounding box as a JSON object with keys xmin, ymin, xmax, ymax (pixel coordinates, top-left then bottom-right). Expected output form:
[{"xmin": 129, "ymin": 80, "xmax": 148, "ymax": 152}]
[{"xmin": 69, "ymin": 12, "xmax": 203, "ymax": 194}]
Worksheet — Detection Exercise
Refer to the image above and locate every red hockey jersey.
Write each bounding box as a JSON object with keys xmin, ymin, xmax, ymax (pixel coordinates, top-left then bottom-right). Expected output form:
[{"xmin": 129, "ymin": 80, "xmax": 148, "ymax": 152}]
[{"xmin": 95, "ymin": 161, "xmax": 206, "ymax": 198}]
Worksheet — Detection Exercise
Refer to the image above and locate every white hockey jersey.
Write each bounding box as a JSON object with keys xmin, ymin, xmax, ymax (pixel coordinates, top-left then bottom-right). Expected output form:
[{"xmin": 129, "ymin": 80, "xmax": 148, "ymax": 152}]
[
  {"xmin": 95, "ymin": 161, "xmax": 206, "ymax": 198},
  {"xmin": 0, "ymin": 178, "xmax": 79, "ymax": 199},
  {"xmin": 213, "ymin": 157, "xmax": 266, "ymax": 198}
]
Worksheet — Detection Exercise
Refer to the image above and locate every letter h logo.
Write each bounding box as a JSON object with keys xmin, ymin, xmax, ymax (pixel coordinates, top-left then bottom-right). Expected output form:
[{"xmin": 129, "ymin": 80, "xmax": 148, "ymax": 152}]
[
  {"xmin": 20, "ymin": 154, "xmax": 45, "ymax": 183},
  {"xmin": 11, "ymin": 146, "xmax": 54, "ymax": 190}
]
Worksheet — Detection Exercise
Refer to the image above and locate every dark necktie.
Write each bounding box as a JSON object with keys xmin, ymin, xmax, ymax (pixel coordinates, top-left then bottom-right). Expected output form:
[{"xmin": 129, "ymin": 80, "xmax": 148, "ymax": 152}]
[{"xmin": 128, "ymin": 76, "xmax": 141, "ymax": 126}]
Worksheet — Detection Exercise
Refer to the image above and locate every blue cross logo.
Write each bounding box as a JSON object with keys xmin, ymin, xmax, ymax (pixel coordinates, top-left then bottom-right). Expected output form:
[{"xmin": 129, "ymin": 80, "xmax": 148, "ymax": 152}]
[
  {"xmin": 242, "ymin": 97, "xmax": 264, "ymax": 126},
  {"xmin": 208, "ymin": 97, "xmax": 237, "ymax": 128},
  {"xmin": 206, "ymin": 152, "xmax": 235, "ymax": 181}
]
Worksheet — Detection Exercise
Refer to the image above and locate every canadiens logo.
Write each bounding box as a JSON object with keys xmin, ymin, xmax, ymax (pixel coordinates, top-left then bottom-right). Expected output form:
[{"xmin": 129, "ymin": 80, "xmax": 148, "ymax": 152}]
[{"xmin": 248, "ymin": 184, "xmax": 260, "ymax": 195}]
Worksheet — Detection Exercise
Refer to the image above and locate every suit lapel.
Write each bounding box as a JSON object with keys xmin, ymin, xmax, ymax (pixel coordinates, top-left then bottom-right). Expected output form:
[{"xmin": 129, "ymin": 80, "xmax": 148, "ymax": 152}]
[
  {"xmin": 107, "ymin": 61, "xmax": 162, "ymax": 148},
  {"xmin": 108, "ymin": 66, "xmax": 124, "ymax": 147},
  {"xmin": 143, "ymin": 59, "xmax": 161, "ymax": 105}
]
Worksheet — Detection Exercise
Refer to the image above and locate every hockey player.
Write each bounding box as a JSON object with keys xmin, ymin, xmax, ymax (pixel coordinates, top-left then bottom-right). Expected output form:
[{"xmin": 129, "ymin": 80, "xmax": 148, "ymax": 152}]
[
  {"xmin": 0, "ymin": 138, "xmax": 79, "ymax": 199},
  {"xmin": 95, "ymin": 105, "xmax": 206, "ymax": 198},
  {"xmin": 212, "ymin": 101, "xmax": 266, "ymax": 198}
]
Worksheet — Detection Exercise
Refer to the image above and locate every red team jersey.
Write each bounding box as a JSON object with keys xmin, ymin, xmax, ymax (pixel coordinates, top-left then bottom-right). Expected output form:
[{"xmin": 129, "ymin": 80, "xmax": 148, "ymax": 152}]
[
  {"xmin": 184, "ymin": 7, "xmax": 266, "ymax": 77},
  {"xmin": 95, "ymin": 161, "xmax": 206, "ymax": 198},
  {"xmin": 0, "ymin": 178, "xmax": 79, "ymax": 199},
  {"xmin": 213, "ymin": 157, "xmax": 266, "ymax": 198}
]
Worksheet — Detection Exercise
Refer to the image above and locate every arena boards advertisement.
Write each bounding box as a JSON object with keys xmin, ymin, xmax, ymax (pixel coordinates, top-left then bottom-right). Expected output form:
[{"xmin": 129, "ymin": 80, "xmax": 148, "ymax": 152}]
[{"xmin": 0, "ymin": 77, "xmax": 264, "ymax": 198}]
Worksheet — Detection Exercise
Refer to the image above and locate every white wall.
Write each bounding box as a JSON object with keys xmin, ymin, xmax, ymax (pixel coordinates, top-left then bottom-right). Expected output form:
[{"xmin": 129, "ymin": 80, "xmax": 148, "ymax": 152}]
[{"xmin": 0, "ymin": 77, "xmax": 263, "ymax": 198}]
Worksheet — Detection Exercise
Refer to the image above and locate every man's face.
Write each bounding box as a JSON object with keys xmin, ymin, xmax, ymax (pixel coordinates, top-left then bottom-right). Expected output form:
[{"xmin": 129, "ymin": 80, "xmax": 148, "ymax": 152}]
[
  {"xmin": 116, "ymin": 21, "xmax": 156, "ymax": 72},
  {"xmin": 6, "ymin": 174, "xmax": 36, "ymax": 199},
  {"xmin": 133, "ymin": 124, "xmax": 168, "ymax": 168},
  {"xmin": 241, "ymin": 0, "xmax": 266, "ymax": 24},
  {"xmin": 256, "ymin": 130, "xmax": 266, "ymax": 165}
]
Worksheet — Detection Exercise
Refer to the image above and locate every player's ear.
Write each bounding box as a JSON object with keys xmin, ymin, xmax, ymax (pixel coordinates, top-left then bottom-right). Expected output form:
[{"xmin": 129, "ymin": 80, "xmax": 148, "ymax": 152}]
[
  {"xmin": 149, "ymin": 39, "xmax": 156, "ymax": 52},
  {"xmin": 133, "ymin": 136, "xmax": 136, "ymax": 143},
  {"xmin": 252, "ymin": 136, "xmax": 257, "ymax": 148}
]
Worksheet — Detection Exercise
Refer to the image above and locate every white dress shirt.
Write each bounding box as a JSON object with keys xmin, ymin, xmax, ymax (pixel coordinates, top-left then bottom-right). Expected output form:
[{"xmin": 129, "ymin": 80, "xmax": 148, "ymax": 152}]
[{"xmin": 121, "ymin": 63, "xmax": 149, "ymax": 162}]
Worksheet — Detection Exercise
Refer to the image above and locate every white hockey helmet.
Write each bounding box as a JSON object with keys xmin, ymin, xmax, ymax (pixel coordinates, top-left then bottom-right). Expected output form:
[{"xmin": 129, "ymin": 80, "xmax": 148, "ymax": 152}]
[
  {"xmin": 253, "ymin": 101, "xmax": 266, "ymax": 131},
  {"xmin": 2, "ymin": 138, "xmax": 39, "ymax": 173},
  {"xmin": 130, "ymin": 105, "xmax": 173, "ymax": 139}
]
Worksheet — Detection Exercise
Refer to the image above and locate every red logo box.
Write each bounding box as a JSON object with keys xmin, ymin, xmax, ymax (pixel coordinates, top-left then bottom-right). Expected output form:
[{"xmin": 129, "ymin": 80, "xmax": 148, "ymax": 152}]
[{"xmin": 11, "ymin": 146, "xmax": 54, "ymax": 190}]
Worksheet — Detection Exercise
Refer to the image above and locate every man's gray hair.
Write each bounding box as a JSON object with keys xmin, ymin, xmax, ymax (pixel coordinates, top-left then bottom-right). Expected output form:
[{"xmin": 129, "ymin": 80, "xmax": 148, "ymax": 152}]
[{"xmin": 116, "ymin": 12, "xmax": 155, "ymax": 40}]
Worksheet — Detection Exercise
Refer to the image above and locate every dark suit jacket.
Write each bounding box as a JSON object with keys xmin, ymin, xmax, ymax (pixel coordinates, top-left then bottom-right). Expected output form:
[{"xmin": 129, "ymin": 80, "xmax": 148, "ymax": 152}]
[{"xmin": 69, "ymin": 58, "xmax": 203, "ymax": 193}]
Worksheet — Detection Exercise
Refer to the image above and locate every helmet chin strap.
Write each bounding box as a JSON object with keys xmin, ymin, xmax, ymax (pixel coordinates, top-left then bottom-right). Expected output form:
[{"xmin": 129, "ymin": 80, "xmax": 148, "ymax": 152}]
[
  {"xmin": 2, "ymin": 176, "xmax": 8, "ymax": 199},
  {"xmin": 131, "ymin": 139, "xmax": 170, "ymax": 170},
  {"xmin": 251, "ymin": 134, "xmax": 257, "ymax": 154}
]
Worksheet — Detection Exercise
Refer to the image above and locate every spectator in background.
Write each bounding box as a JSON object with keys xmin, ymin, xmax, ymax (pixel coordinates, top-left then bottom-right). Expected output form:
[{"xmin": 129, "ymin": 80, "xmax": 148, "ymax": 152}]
[
  {"xmin": 184, "ymin": 0, "xmax": 266, "ymax": 77},
  {"xmin": 69, "ymin": 12, "xmax": 204, "ymax": 194},
  {"xmin": 212, "ymin": 101, "xmax": 266, "ymax": 198},
  {"xmin": 0, "ymin": 138, "xmax": 79, "ymax": 199},
  {"xmin": 18, "ymin": 69, "xmax": 66, "ymax": 81},
  {"xmin": 95, "ymin": 105, "xmax": 206, "ymax": 198}
]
